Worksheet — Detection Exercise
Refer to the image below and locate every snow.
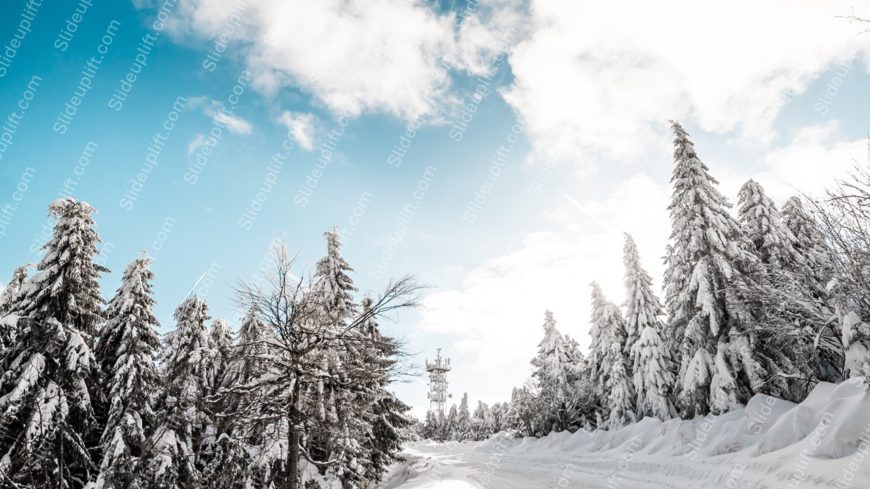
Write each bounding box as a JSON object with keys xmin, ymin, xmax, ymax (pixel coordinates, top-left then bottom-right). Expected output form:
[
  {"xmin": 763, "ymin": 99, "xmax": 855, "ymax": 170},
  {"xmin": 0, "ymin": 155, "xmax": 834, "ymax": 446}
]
[{"xmin": 383, "ymin": 379, "xmax": 870, "ymax": 488}]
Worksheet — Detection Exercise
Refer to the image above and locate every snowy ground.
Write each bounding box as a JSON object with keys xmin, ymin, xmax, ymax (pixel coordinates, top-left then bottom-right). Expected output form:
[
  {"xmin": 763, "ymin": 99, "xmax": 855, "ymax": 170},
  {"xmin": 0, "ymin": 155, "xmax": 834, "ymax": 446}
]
[{"xmin": 381, "ymin": 380, "xmax": 870, "ymax": 488}]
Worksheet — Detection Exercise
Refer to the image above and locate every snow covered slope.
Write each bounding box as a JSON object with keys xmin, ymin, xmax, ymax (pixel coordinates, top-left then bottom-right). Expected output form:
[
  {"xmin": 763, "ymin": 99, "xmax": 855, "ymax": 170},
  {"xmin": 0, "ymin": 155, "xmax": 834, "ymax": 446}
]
[{"xmin": 383, "ymin": 379, "xmax": 870, "ymax": 488}]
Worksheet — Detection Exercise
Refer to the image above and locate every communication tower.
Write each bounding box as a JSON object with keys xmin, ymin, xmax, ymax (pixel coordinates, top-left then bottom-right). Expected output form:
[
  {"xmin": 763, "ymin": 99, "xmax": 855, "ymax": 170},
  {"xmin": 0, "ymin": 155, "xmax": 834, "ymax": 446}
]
[{"xmin": 425, "ymin": 348, "xmax": 451, "ymax": 416}]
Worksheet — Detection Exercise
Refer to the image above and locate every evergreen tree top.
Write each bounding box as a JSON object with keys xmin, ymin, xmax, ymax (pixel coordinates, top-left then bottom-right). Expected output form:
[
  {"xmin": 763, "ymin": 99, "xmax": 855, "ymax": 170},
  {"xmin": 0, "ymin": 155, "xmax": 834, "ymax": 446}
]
[
  {"xmin": 623, "ymin": 234, "xmax": 664, "ymax": 337},
  {"xmin": 312, "ymin": 228, "xmax": 358, "ymax": 320},
  {"xmin": 13, "ymin": 198, "xmax": 107, "ymax": 338},
  {"xmin": 738, "ymin": 179, "xmax": 801, "ymax": 267},
  {"xmin": 98, "ymin": 256, "xmax": 160, "ymax": 371},
  {"xmin": 210, "ymin": 318, "xmax": 235, "ymax": 351}
]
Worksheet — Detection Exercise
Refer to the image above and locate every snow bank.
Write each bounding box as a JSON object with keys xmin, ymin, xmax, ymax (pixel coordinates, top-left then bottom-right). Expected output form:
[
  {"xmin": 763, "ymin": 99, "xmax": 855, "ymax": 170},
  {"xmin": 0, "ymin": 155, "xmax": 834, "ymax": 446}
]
[{"xmin": 472, "ymin": 379, "xmax": 870, "ymax": 488}]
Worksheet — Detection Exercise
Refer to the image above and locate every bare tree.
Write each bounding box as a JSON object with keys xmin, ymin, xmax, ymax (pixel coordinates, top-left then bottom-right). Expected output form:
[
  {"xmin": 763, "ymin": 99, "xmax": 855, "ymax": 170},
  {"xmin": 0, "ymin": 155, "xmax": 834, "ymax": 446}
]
[{"xmin": 230, "ymin": 242, "xmax": 423, "ymax": 489}]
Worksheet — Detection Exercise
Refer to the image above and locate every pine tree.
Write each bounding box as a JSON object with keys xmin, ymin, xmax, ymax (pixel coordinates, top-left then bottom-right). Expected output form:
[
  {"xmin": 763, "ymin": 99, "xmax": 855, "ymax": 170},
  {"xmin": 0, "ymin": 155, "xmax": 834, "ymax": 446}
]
[
  {"xmin": 93, "ymin": 256, "xmax": 161, "ymax": 489},
  {"xmin": 623, "ymin": 234, "xmax": 674, "ymax": 420},
  {"xmin": 737, "ymin": 180, "xmax": 803, "ymax": 268},
  {"xmin": 781, "ymin": 196, "xmax": 843, "ymax": 383},
  {"xmin": 781, "ymin": 196, "xmax": 832, "ymax": 282},
  {"xmin": 606, "ymin": 343, "xmax": 636, "ymax": 429},
  {"xmin": 0, "ymin": 198, "xmax": 106, "ymax": 488},
  {"xmin": 630, "ymin": 326, "xmax": 675, "ymax": 420},
  {"xmin": 311, "ymin": 229, "xmax": 358, "ymax": 324},
  {"xmin": 587, "ymin": 283, "xmax": 628, "ymax": 420},
  {"xmin": 623, "ymin": 234, "xmax": 665, "ymax": 353},
  {"xmin": 457, "ymin": 393, "xmax": 471, "ymax": 440},
  {"xmin": 0, "ymin": 264, "xmax": 30, "ymax": 349},
  {"xmin": 146, "ymin": 297, "xmax": 211, "ymax": 488},
  {"xmin": 0, "ymin": 264, "xmax": 29, "ymax": 312},
  {"xmin": 212, "ymin": 308, "xmax": 283, "ymax": 488},
  {"xmin": 531, "ymin": 311, "xmax": 584, "ymax": 433},
  {"xmin": 355, "ymin": 296, "xmax": 412, "ymax": 485},
  {"xmin": 737, "ymin": 182, "xmax": 822, "ymax": 400},
  {"xmin": 308, "ymin": 230, "xmax": 368, "ymax": 486},
  {"xmin": 664, "ymin": 122, "xmax": 754, "ymax": 417},
  {"xmin": 200, "ymin": 318, "xmax": 235, "ymax": 477}
]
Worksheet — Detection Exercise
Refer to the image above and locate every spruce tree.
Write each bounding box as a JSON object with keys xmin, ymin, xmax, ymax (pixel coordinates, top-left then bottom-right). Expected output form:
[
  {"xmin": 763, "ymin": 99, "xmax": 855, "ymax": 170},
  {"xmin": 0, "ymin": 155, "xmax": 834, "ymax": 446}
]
[
  {"xmin": 531, "ymin": 311, "xmax": 584, "ymax": 432},
  {"xmin": 606, "ymin": 343, "xmax": 636, "ymax": 429},
  {"xmin": 0, "ymin": 198, "xmax": 106, "ymax": 488},
  {"xmin": 738, "ymin": 180, "xmax": 803, "ymax": 268},
  {"xmin": 146, "ymin": 297, "xmax": 211, "ymax": 488},
  {"xmin": 623, "ymin": 234, "xmax": 674, "ymax": 420},
  {"xmin": 623, "ymin": 234, "xmax": 665, "ymax": 353},
  {"xmin": 664, "ymin": 121, "xmax": 754, "ymax": 416},
  {"xmin": 457, "ymin": 393, "xmax": 471, "ymax": 440},
  {"xmin": 200, "ymin": 318, "xmax": 235, "ymax": 477},
  {"xmin": 93, "ymin": 256, "xmax": 161, "ymax": 489},
  {"xmin": 630, "ymin": 326, "xmax": 675, "ymax": 420},
  {"xmin": 587, "ymin": 283, "xmax": 628, "ymax": 420},
  {"xmin": 737, "ymin": 181, "xmax": 819, "ymax": 400},
  {"xmin": 0, "ymin": 264, "xmax": 30, "ymax": 349},
  {"xmin": 781, "ymin": 196, "xmax": 843, "ymax": 382},
  {"xmin": 781, "ymin": 196, "xmax": 832, "ymax": 281},
  {"xmin": 0, "ymin": 264, "xmax": 29, "ymax": 312},
  {"xmin": 357, "ymin": 297, "xmax": 412, "ymax": 484}
]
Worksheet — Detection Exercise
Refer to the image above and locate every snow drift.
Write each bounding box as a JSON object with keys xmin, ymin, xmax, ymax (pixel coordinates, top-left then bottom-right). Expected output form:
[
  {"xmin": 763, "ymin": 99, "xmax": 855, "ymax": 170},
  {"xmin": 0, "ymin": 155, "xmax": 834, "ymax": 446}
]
[{"xmin": 387, "ymin": 379, "xmax": 870, "ymax": 488}]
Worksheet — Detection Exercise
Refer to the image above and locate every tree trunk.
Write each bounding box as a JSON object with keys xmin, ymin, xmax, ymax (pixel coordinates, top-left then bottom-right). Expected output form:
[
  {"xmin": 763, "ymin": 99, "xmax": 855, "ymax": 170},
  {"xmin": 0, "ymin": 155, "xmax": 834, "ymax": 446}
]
[
  {"xmin": 288, "ymin": 376, "xmax": 302, "ymax": 489},
  {"xmin": 288, "ymin": 423, "xmax": 300, "ymax": 489}
]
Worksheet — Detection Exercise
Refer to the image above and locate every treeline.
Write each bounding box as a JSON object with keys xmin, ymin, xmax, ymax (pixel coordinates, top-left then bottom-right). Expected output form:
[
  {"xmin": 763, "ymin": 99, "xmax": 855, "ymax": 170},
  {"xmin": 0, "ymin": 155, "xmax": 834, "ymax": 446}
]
[
  {"xmin": 424, "ymin": 121, "xmax": 870, "ymax": 440},
  {"xmin": 0, "ymin": 200, "xmax": 422, "ymax": 489}
]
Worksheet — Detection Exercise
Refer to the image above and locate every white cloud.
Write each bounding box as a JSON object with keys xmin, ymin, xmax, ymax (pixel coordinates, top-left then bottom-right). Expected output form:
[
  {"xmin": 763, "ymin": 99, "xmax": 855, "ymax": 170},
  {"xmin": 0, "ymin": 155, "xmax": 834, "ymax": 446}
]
[
  {"xmin": 502, "ymin": 0, "xmax": 870, "ymax": 169},
  {"xmin": 714, "ymin": 122, "xmax": 867, "ymax": 203},
  {"xmin": 416, "ymin": 173, "xmax": 671, "ymax": 403},
  {"xmin": 187, "ymin": 133, "xmax": 208, "ymax": 156},
  {"xmin": 188, "ymin": 96, "xmax": 253, "ymax": 135},
  {"xmin": 210, "ymin": 110, "xmax": 253, "ymax": 135},
  {"xmin": 278, "ymin": 111, "xmax": 317, "ymax": 151},
  {"xmin": 161, "ymin": 0, "xmax": 525, "ymax": 120}
]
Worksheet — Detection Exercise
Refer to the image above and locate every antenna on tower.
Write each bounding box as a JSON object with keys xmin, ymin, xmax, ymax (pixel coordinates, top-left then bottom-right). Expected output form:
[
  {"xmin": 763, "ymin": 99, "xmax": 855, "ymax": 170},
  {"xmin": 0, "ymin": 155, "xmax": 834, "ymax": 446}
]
[{"xmin": 426, "ymin": 348, "xmax": 451, "ymax": 417}]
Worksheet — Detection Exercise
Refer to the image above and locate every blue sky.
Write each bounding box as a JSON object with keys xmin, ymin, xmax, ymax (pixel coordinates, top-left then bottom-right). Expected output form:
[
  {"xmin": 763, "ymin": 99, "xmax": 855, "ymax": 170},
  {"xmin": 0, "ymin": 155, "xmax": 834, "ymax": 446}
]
[{"xmin": 1, "ymin": 0, "xmax": 869, "ymax": 417}]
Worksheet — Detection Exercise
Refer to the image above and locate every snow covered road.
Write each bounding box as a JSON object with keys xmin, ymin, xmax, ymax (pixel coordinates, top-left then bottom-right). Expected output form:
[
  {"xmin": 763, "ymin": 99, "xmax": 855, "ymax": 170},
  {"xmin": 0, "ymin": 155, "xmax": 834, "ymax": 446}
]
[{"xmin": 380, "ymin": 381, "xmax": 870, "ymax": 488}]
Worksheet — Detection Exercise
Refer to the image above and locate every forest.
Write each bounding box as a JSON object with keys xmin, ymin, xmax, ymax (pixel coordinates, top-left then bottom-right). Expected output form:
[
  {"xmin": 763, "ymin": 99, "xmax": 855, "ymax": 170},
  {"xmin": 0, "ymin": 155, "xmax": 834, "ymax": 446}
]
[
  {"xmin": 0, "ymin": 202, "xmax": 422, "ymax": 488},
  {"xmin": 2, "ymin": 121, "xmax": 870, "ymax": 488},
  {"xmin": 420, "ymin": 121, "xmax": 870, "ymax": 443}
]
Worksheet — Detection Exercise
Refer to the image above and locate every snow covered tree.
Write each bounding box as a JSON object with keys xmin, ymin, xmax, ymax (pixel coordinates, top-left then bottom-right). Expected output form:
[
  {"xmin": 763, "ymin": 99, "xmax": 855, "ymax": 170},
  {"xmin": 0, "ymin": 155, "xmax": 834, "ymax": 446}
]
[
  {"xmin": 606, "ymin": 343, "xmax": 636, "ymax": 429},
  {"xmin": 587, "ymin": 283, "xmax": 628, "ymax": 420},
  {"xmin": 841, "ymin": 311, "xmax": 870, "ymax": 378},
  {"xmin": 457, "ymin": 392, "xmax": 471, "ymax": 440},
  {"xmin": 664, "ymin": 122, "xmax": 755, "ymax": 417},
  {"xmin": 471, "ymin": 401, "xmax": 491, "ymax": 440},
  {"xmin": 630, "ymin": 326, "xmax": 675, "ymax": 421},
  {"xmin": 93, "ymin": 256, "xmax": 161, "ymax": 489},
  {"xmin": 233, "ymin": 242, "xmax": 421, "ymax": 489},
  {"xmin": 0, "ymin": 264, "xmax": 30, "ymax": 350},
  {"xmin": 781, "ymin": 196, "xmax": 833, "ymax": 282},
  {"xmin": 623, "ymin": 234, "xmax": 665, "ymax": 352},
  {"xmin": 623, "ymin": 234, "xmax": 674, "ymax": 420},
  {"xmin": 0, "ymin": 264, "xmax": 29, "ymax": 312},
  {"xmin": 780, "ymin": 196, "xmax": 843, "ymax": 383},
  {"xmin": 509, "ymin": 386, "xmax": 537, "ymax": 436},
  {"xmin": 208, "ymin": 308, "xmax": 284, "ymax": 488},
  {"xmin": 311, "ymin": 228, "xmax": 358, "ymax": 324},
  {"xmin": 0, "ymin": 198, "xmax": 106, "ymax": 488},
  {"xmin": 737, "ymin": 182, "xmax": 830, "ymax": 400},
  {"xmin": 444, "ymin": 404, "xmax": 459, "ymax": 440},
  {"xmin": 352, "ymin": 296, "xmax": 413, "ymax": 485},
  {"xmin": 738, "ymin": 180, "xmax": 803, "ymax": 269},
  {"xmin": 530, "ymin": 310, "xmax": 585, "ymax": 433},
  {"xmin": 146, "ymin": 296, "xmax": 212, "ymax": 488},
  {"xmin": 200, "ymin": 318, "xmax": 235, "ymax": 476}
]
